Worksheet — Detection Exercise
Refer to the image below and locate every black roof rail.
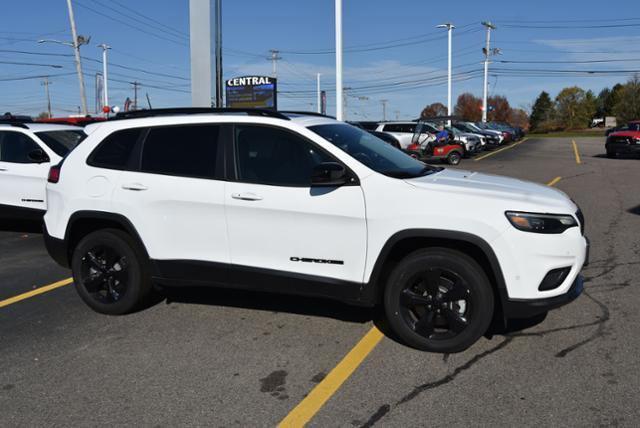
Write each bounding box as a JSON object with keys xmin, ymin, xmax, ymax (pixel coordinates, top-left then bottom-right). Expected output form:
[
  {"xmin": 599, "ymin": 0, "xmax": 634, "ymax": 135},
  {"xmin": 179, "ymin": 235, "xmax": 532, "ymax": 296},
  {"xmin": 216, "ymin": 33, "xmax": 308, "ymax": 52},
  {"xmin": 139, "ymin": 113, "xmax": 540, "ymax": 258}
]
[
  {"xmin": 279, "ymin": 111, "xmax": 336, "ymax": 119},
  {"xmin": 0, "ymin": 113, "xmax": 33, "ymax": 129},
  {"xmin": 113, "ymin": 107, "xmax": 290, "ymax": 121}
]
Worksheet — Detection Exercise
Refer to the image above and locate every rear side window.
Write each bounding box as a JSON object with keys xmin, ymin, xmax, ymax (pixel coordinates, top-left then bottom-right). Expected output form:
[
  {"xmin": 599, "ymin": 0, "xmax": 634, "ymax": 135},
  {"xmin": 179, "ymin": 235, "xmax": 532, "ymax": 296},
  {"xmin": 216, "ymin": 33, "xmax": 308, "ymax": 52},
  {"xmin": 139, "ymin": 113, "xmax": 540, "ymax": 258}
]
[
  {"xmin": 88, "ymin": 128, "xmax": 142, "ymax": 170},
  {"xmin": 141, "ymin": 125, "xmax": 221, "ymax": 179},
  {"xmin": 35, "ymin": 130, "xmax": 85, "ymax": 157},
  {"xmin": 383, "ymin": 124, "xmax": 415, "ymax": 133},
  {"xmin": 0, "ymin": 131, "xmax": 42, "ymax": 163}
]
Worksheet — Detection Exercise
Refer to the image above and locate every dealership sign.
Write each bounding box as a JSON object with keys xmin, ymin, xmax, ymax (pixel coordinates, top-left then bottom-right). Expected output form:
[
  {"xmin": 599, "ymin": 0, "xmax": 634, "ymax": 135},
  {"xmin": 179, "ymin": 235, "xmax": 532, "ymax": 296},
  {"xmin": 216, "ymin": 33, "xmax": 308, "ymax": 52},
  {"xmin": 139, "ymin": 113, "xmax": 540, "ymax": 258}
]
[{"xmin": 225, "ymin": 75, "xmax": 277, "ymax": 109}]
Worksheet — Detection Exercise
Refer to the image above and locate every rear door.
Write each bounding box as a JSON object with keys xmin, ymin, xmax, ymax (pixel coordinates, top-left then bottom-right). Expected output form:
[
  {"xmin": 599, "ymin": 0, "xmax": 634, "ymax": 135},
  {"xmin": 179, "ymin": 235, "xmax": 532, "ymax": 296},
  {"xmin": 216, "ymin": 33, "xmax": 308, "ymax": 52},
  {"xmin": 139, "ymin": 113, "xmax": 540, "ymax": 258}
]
[
  {"xmin": 224, "ymin": 123, "xmax": 367, "ymax": 284},
  {"xmin": 112, "ymin": 124, "xmax": 229, "ymax": 266},
  {"xmin": 0, "ymin": 130, "xmax": 51, "ymax": 211}
]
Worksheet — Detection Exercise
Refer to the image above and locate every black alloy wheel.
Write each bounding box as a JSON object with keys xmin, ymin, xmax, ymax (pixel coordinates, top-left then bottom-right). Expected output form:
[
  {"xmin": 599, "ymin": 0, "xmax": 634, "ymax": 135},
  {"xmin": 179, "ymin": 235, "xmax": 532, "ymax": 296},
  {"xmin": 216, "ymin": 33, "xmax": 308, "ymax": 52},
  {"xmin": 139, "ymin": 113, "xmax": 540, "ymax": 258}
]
[
  {"xmin": 80, "ymin": 245, "xmax": 129, "ymax": 304},
  {"xmin": 72, "ymin": 229, "xmax": 151, "ymax": 315},
  {"xmin": 384, "ymin": 248, "xmax": 494, "ymax": 353}
]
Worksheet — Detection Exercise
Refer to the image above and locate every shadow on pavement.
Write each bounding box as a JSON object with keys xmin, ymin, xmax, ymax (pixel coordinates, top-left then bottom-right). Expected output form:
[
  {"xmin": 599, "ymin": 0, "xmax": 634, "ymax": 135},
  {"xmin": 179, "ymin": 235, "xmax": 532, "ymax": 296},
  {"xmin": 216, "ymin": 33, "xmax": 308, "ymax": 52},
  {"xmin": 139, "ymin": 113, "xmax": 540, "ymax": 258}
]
[
  {"xmin": 0, "ymin": 219, "xmax": 42, "ymax": 234},
  {"xmin": 627, "ymin": 204, "xmax": 640, "ymax": 216}
]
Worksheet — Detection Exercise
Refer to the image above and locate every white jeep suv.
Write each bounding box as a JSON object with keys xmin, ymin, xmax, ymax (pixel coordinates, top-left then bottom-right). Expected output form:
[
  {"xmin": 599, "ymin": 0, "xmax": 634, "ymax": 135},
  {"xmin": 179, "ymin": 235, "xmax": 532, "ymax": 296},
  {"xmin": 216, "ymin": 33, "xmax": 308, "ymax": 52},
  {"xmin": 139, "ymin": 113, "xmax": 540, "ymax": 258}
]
[
  {"xmin": 0, "ymin": 117, "xmax": 85, "ymax": 220},
  {"xmin": 43, "ymin": 109, "xmax": 588, "ymax": 353}
]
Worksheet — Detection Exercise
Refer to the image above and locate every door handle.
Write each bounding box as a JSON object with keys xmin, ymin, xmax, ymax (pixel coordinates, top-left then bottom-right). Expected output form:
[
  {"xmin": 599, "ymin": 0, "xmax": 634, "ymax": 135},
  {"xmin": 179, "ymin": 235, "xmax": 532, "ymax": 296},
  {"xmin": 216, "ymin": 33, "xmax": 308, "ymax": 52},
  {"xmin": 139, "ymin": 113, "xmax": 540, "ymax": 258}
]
[
  {"xmin": 121, "ymin": 183, "xmax": 148, "ymax": 191},
  {"xmin": 0, "ymin": 168, "xmax": 7, "ymax": 171},
  {"xmin": 231, "ymin": 192, "xmax": 263, "ymax": 201}
]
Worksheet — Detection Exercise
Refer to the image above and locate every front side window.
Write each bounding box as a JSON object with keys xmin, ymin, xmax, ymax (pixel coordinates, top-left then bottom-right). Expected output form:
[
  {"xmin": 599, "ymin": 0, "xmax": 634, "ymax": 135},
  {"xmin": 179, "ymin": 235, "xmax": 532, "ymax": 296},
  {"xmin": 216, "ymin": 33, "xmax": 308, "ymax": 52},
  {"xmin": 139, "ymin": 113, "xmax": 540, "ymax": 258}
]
[
  {"xmin": 141, "ymin": 125, "xmax": 221, "ymax": 179},
  {"xmin": 310, "ymin": 123, "xmax": 440, "ymax": 179},
  {"xmin": 0, "ymin": 131, "xmax": 42, "ymax": 163},
  {"xmin": 35, "ymin": 130, "xmax": 86, "ymax": 157},
  {"xmin": 234, "ymin": 125, "xmax": 333, "ymax": 186},
  {"xmin": 88, "ymin": 128, "xmax": 143, "ymax": 170}
]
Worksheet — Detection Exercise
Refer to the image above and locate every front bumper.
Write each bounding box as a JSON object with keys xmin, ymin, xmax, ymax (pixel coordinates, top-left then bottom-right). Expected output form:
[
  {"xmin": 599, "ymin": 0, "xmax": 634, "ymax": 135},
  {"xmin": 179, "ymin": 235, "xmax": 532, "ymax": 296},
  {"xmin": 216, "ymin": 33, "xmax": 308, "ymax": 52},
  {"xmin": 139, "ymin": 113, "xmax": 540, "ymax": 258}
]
[
  {"xmin": 502, "ymin": 274, "xmax": 584, "ymax": 318},
  {"xmin": 606, "ymin": 142, "xmax": 640, "ymax": 154}
]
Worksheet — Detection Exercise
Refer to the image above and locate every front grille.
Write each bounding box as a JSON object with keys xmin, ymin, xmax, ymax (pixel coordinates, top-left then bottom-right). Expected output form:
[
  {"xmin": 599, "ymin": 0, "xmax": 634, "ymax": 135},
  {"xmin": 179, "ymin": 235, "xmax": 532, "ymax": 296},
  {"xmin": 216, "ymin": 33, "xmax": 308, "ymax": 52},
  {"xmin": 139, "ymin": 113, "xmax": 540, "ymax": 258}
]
[
  {"xmin": 576, "ymin": 209, "xmax": 585, "ymax": 235},
  {"xmin": 608, "ymin": 136, "xmax": 631, "ymax": 145}
]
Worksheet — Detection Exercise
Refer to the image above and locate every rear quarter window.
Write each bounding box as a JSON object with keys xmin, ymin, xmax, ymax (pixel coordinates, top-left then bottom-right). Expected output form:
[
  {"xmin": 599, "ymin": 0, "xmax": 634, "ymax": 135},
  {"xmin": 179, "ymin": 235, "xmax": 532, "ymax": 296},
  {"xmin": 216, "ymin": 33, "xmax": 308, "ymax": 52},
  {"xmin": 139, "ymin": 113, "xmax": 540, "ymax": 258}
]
[{"xmin": 87, "ymin": 128, "xmax": 143, "ymax": 170}]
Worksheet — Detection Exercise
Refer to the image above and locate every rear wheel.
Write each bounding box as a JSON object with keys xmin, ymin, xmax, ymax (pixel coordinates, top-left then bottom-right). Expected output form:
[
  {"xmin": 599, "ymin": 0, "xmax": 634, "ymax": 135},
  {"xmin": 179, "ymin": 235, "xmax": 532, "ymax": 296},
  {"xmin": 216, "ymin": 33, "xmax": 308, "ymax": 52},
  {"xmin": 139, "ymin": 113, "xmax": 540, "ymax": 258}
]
[
  {"xmin": 447, "ymin": 151, "xmax": 462, "ymax": 165},
  {"xmin": 384, "ymin": 248, "xmax": 494, "ymax": 353},
  {"xmin": 71, "ymin": 229, "xmax": 151, "ymax": 315}
]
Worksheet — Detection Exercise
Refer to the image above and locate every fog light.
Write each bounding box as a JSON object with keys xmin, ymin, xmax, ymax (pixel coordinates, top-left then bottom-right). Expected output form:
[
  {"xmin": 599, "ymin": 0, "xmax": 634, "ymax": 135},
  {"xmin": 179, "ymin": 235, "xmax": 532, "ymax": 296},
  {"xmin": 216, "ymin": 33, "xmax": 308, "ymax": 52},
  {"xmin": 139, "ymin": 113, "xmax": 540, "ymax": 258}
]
[{"xmin": 539, "ymin": 267, "xmax": 571, "ymax": 291}]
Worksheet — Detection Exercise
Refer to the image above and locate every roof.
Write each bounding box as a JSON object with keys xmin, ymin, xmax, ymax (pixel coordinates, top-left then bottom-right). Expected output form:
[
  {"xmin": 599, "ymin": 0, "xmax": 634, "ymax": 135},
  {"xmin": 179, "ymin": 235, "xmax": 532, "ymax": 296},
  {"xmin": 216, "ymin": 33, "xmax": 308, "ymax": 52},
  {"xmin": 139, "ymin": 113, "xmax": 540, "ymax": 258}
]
[{"xmin": 0, "ymin": 122, "xmax": 84, "ymax": 133}]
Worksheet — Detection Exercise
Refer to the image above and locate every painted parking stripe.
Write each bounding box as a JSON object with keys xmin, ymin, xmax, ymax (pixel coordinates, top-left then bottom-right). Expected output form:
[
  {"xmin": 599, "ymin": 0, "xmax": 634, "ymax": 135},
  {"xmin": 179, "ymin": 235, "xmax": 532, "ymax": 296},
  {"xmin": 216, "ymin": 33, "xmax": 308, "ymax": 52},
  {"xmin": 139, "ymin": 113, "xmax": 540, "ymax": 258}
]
[
  {"xmin": 547, "ymin": 176, "xmax": 562, "ymax": 187},
  {"xmin": 474, "ymin": 138, "xmax": 528, "ymax": 161},
  {"xmin": 0, "ymin": 278, "xmax": 73, "ymax": 309},
  {"xmin": 278, "ymin": 326, "xmax": 384, "ymax": 427},
  {"xmin": 572, "ymin": 140, "xmax": 582, "ymax": 164}
]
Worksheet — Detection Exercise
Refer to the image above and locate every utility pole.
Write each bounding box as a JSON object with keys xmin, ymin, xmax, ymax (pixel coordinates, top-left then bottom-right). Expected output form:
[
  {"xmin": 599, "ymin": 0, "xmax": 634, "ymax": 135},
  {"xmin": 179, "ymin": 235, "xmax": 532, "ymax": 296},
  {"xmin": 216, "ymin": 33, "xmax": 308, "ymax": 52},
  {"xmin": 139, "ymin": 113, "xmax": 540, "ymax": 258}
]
[
  {"xmin": 335, "ymin": 0, "xmax": 343, "ymax": 120},
  {"xmin": 42, "ymin": 77, "xmax": 52, "ymax": 118},
  {"xmin": 380, "ymin": 99, "xmax": 388, "ymax": 121},
  {"xmin": 189, "ymin": 0, "xmax": 212, "ymax": 107},
  {"xmin": 66, "ymin": 0, "xmax": 88, "ymax": 115},
  {"xmin": 98, "ymin": 44, "xmax": 110, "ymax": 114},
  {"xmin": 316, "ymin": 73, "xmax": 321, "ymax": 113},
  {"xmin": 214, "ymin": 0, "xmax": 223, "ymax": 107},
  {"xmin": 482, "ymin": 21, "xmax": 496, "ymax": 123},
  {"xmin": 437, "ymin": 23, "xmax": 455, "ymax": 126},
  {"xmin": 132, "ymin": 81, "xmax": 141, "ymax": 110},
  {"xmin": 342, "ymin": 87, "xmax": 351, "ymax": 121},
  {"xmin": 268, "ymin": 49, "xmax": 282, "ymax": 78}
]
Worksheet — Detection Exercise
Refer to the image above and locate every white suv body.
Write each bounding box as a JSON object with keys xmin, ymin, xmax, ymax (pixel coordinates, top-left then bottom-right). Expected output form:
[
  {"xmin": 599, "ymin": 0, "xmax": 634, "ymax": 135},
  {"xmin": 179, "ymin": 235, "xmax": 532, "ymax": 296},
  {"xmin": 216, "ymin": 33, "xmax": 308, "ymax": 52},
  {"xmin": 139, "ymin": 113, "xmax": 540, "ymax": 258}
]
[
  {"xmin": 43, "ymin": 110, "xmax": 587, "ymax": 352},
  {"xmin": 375, "ymin": 122, "xmax": 434, "ymax": 149},
  {"xmin": 0, "ymin": 122, "xmax": 85, "ymax": 219}
]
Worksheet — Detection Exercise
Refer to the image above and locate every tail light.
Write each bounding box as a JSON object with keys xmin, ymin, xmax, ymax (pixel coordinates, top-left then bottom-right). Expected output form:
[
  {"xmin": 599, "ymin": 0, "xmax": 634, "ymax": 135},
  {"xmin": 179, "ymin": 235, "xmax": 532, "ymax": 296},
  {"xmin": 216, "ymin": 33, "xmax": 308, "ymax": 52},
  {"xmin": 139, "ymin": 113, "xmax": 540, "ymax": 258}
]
[{"xmin": 48, "ymin": 164, "xmax": 61, "ymax": 183}]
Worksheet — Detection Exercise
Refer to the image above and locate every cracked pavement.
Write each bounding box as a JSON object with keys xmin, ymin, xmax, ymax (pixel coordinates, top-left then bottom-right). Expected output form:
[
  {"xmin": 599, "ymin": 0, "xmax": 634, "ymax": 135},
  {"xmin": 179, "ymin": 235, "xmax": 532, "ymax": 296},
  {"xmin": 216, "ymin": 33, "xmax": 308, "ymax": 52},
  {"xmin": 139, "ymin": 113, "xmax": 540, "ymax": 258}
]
[{"xmin": 0, "ymin": 137, "xmax": 638, "ymax": 426}]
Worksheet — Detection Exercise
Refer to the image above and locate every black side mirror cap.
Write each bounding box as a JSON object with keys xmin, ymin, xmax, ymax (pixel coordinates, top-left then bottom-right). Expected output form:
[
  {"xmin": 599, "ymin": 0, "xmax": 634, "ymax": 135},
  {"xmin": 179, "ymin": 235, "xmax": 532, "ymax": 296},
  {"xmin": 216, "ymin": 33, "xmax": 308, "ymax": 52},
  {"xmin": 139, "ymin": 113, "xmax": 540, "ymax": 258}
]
[
  {"xmin": 28, "ymin": 148, "xmax": 50, "ymax": 163},
  {"xmin": 311, "ymin": 162, "xmax": 350, "ymax": 187}
]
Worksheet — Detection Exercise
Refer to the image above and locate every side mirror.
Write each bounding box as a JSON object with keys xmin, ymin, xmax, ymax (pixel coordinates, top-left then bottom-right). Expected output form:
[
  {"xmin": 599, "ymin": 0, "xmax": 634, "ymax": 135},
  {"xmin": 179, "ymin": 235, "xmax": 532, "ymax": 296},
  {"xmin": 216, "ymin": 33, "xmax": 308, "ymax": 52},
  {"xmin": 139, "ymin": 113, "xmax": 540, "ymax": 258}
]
[
  {"xmin": 28, "ymin": 148, "xmax": 50, "ymax": 163},
  {"xmin": 311, "ymin": 162, "xmax": 349, "ymax": 187}
]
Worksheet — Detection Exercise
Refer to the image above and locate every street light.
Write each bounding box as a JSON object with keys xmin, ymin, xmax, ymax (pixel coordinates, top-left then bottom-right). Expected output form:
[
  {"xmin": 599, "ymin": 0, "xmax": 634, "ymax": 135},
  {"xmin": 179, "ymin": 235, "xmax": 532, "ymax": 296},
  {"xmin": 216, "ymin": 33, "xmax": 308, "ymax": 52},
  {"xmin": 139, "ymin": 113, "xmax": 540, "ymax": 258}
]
[
  {"xmin": 436, "ymin": 23, "xmax": 454, "ymax": 126},
  {"xmin": 38, "ymin": 34, "xmax": 90, "ymax": 115},
  {"xmin": 97, "ymin": 44, "xmax": 111, "ymax": 115}
]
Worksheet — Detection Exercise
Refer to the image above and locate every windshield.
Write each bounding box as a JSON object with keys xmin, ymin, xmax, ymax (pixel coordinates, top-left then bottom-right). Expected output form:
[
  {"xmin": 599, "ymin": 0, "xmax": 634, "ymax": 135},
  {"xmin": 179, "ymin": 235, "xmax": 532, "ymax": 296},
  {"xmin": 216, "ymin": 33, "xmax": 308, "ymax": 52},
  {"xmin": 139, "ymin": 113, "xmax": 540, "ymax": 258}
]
[
  {"xmin": 309, "ymin": 123, "xmax": 441, "ymax": 178},
  {"xmin": 35, "ymin": 130, "xmax": 86, "ymax": 157}
]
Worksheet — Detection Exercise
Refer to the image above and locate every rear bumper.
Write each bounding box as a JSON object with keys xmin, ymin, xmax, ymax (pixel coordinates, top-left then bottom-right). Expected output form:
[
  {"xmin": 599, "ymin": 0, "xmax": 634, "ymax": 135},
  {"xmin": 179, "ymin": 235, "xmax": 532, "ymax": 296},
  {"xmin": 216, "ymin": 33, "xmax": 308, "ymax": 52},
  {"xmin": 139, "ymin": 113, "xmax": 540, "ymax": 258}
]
[
  {"xmin": 502, "ymin": 274, "xmax": 584, "ymax": 319},
  {"xmin": 43, "ymin": 224, "xmax": 69, "ymax": 268}
]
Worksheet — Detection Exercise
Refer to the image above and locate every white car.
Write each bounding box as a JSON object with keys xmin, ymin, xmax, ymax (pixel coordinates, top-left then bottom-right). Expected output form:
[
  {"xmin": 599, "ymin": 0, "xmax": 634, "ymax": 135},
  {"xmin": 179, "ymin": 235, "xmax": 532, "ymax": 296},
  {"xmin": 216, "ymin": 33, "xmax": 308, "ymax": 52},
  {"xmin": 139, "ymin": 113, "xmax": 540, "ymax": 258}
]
[
  {"xmin": 375, "ymin": 121, "xmax": 434, "ymax": 149},
  {"xmin": 0, "ymin": 118, "xmax": 85, "ymax": 220},
  {"xmin": 43, "ymin": 109, "xmax": 588, "ymax": 353}
]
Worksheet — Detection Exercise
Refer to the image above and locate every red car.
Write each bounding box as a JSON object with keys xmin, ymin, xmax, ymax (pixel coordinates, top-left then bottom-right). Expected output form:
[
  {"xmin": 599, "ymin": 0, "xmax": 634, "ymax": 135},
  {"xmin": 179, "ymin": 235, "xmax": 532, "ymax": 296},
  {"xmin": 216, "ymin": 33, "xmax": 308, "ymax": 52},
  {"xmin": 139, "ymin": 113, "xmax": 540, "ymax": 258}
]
[{"xmin": 605, "ymin": 120, "xmax": 640, "ymax": 158}]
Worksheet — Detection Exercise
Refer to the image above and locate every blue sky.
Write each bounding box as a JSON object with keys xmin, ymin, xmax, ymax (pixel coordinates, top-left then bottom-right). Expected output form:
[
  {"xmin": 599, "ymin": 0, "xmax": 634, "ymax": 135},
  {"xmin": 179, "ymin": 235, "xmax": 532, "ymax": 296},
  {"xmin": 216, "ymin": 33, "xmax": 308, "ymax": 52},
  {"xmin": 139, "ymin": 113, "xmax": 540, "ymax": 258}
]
[{"xmin": 1, "ymin": 0, "xmax": 639, "ymax": 119}]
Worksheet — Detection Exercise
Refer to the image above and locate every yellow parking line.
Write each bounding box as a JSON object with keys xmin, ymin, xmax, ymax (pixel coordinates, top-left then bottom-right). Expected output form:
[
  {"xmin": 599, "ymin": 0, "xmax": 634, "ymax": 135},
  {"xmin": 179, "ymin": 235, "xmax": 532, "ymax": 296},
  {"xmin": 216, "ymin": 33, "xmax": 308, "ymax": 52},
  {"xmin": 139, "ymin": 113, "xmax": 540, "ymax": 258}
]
[
  {"xmin": 0, "ymin": 277, "xmax": 73, "ymax": 309},
  {"xmin": 474, "ymin": 138, "xmax": 528, "ymax": 161},
  {"xmin": 547, "ymin": 176, "xmax": 562, "ymax": 187},
  {"xmin": 571, "ymin": 140, "xmax": 582, "ymax": 164},
  {"xmin": 278, "ymin": 326, "xmax": 384, "ymax": 427}
]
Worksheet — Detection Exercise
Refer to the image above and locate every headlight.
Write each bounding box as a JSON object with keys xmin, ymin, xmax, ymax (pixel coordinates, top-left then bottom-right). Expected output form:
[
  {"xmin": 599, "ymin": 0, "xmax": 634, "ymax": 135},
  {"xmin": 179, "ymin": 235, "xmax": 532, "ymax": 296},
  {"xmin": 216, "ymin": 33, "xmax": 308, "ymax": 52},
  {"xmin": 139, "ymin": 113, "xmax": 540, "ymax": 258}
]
[{"xmin": 505, "ymin": 211, "xmax": 578, "ymax": 234}]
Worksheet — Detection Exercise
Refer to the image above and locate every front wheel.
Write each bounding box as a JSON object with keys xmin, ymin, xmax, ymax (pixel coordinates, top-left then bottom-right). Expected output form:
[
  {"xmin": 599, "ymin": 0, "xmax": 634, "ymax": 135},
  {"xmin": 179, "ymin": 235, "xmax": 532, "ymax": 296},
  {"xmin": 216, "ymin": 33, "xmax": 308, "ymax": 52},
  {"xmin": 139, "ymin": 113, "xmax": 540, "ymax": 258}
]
[
  {"xmin": 71, "ymin": 229, "xmax": 151, "ymax": 315},
  {"xmin": 447, "ymin": 151, "xmax": 462, "ymax": 165},
  {"xmin": 384, "ymin": 248, "xmax": 494, "ymax": 353},
  {"xmin": 606, "ymin": 150, "xmax": 616, "ymax": 158}
]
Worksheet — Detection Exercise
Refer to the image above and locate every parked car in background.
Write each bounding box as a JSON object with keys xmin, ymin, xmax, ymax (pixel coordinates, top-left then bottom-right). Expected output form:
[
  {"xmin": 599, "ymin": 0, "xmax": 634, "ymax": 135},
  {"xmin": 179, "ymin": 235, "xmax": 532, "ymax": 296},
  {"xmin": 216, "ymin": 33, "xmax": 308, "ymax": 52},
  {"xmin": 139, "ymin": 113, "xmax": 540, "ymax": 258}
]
[
  {"xmin": 0, "ymin": 114, "xmax": 85, "ymax": 220},
  {"xmin": 461, "ymin": 121, "xmax": 504, "ymax": 145},
  {"xmin": 476, "ymin": 122, "xmax": 513, "ymax": 143},
  {"xmin": 605, "ymin": 121, "xmax": 640, "ymax": 158},
  {"xmin": 606, "ymin": 120, "xmax": 640, "ymax": 137},
  {"xmin": 375, "ymin": 121, "xmax": 422, "ymax": 148},
  {"xmin": 36, "ymin": 115, "xmax": 106, "ymax": 127},
  {"xmin": 368, "ymin": 130, "xmax": 401, "ymax": 149},
  {"xmin": 445, "ymin": 126, "xmax": 482, "ymax": 156}
]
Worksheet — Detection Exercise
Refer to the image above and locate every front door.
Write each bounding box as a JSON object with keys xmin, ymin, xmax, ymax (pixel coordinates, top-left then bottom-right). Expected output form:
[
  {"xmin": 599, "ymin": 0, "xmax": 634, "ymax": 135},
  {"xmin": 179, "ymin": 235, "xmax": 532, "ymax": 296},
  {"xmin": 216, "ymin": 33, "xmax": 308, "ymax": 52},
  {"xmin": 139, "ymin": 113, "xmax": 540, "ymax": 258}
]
[
  {"xmin": 224, "ymin": 124, "xmax": 367, "ymax": 284},
  {"xmin": 0, "ymin": 130, "xmax": 50, "ymax": 212}
]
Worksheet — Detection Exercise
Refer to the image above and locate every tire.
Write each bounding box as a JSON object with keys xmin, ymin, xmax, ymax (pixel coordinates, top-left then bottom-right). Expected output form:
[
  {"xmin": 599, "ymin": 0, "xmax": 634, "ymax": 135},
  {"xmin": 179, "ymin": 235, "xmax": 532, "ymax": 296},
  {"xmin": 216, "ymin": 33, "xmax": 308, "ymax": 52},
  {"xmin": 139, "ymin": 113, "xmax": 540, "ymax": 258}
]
[
  {"xmin": 384, "ymin": 248, "xmax": 494, "ymax": 353},
  {"xmin": 71, "ymin": 228, "xmax": 151, "ymax": 315},
  {"xmin": 606, "ymin": 150, "xmax": 616, "ymax": 158},
  {"xmin": 447, "ymin": 151, "xmax": 462, "ymax": 165}
]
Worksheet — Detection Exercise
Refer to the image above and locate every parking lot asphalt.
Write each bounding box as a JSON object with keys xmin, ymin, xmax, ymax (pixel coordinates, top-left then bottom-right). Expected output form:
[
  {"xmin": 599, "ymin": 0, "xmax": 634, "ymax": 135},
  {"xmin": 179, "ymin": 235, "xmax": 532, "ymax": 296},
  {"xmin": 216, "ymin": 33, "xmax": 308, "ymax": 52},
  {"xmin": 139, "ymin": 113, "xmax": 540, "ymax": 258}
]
[{"xmin": 1, "ymin": 137, "xmax": 639, "ymax": 427}]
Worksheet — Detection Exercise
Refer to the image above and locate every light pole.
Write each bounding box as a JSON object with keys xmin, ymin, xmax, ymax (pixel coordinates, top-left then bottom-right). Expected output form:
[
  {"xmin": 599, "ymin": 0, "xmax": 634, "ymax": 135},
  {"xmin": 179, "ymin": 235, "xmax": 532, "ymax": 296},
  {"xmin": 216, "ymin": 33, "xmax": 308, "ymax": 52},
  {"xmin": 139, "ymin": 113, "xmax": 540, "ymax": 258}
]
[
  {"xmin": 437, "ymin": 23, "xmax": 455, "ymax": 126},
  {"xmin": 381, "ymin": 99, "xmax": 388, "ymax": 121},
  {"xmin": 39, "ymin": 36, "xmax": 90, "ymax": 116},
  {"xmin": 316, "ymin": 73, "xmax": 322, "ymax": 113},
  {"xmin": 214, "ymin": 0, "xmax": 223, "ymax": 108},
  {"xmin": 335, "ymin": 0, "xmax": 343, "ymax": 120},
  {"xmin": 481, "ymin": 21, "xmax": 496, "ymax": 123},
  {"xmin": 97, "ymin": 44, "xmax": 110, "ymax": 114}
]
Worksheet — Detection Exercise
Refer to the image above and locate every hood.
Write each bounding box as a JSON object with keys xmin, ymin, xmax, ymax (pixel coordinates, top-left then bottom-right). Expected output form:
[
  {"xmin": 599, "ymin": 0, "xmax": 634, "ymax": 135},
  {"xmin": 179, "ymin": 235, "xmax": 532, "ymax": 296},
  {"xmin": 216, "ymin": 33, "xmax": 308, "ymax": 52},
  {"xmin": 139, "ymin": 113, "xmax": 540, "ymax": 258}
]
[
  {"xmin": 609, "ymin": 131, "xmax": 640, "ymax": 138},
  {"xmin": 405, "ymin": 168, "xmax": 574, "ymax": 210}
]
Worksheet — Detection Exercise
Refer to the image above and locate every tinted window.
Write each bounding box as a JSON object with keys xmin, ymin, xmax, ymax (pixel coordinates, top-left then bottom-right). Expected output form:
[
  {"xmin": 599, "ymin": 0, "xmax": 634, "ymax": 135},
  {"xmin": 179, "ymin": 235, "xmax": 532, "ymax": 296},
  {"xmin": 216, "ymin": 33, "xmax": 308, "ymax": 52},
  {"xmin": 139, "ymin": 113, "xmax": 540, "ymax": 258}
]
[
  {"xmin": 35, "ymin": 130, "xmax": 86, "ymax": 157},
  {"xmin": 235, "ymin": 125, "xmax": 333, "ymax": 186},
  {"xmin": 0, "ymin": 131, "xmax": 42, "ymax": 163},
  {"xmin": 384, "ymin": 124, "xmax": 415, "ymax": 133},
  {"xmin": 89, "ymin": 128, "xmax": 142, "ymax": 170},
  {"xmin": 141, "ymin": 125, "xmax": 220, "ymax": 179}
]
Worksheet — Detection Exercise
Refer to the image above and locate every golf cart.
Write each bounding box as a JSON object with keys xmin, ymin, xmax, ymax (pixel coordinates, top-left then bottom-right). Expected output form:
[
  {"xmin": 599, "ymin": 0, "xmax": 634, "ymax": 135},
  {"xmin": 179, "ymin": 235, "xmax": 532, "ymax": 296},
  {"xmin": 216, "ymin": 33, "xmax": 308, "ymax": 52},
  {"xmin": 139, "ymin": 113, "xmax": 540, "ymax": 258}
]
[{"xmin": 405, "ymin": 116, "xmax": 466, "ymax": 165}]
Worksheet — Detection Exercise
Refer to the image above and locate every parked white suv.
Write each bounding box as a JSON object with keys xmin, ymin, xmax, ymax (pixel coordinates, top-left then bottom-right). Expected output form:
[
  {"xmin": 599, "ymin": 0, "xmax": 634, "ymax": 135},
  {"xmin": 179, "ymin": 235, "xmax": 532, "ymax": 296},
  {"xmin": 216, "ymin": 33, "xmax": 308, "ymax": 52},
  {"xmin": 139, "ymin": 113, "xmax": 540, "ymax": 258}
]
[
  {"xmin": 375, "ymin": 121, "xmax": 434, "ymax": 149},
  {"xmin": 0, "ymin": 117, "xmax": 85, "ymax": 220},
  {"xmin": 43, "ymin": 109, "xmax": 588, "ymax": 353}
]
